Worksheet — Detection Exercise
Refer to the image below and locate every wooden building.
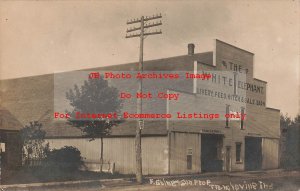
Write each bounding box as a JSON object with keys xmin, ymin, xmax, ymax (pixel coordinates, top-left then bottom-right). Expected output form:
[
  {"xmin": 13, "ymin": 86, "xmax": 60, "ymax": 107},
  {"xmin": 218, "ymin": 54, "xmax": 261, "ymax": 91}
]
[
  {"xmin": 0, "ymin": 39, "xmax": 280, "ymax": 175},
  {"xmin": 0, "ymin": 107, "xmax": 23, "ymax": 182}
]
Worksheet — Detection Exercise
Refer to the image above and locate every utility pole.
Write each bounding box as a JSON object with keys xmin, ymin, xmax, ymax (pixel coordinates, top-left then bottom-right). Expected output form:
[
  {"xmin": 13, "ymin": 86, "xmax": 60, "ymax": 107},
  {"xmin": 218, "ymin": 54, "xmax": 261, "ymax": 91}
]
[{"xmin": 126, "ymin": 14, "xmax": 162, "ymax": 183}]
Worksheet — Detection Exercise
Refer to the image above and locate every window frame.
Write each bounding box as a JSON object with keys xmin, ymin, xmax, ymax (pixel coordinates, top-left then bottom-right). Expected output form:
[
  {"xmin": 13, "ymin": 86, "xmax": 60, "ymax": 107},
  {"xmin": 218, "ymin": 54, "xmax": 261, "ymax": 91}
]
[
  {"xmin": 187, "ymin": 148, "xmax": 193, "ymax": 170},
  {"xmin": 240, "ymin": 107, "xmax": 245, "ymax": 130},
  {"xmin": 235, "ymin": 142, "xmax": 242, "ymax": 163}
]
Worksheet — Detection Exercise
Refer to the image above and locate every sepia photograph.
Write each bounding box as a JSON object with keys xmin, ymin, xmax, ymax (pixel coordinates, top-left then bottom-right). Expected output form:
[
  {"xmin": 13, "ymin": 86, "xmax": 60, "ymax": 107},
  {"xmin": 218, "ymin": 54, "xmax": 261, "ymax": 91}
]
[{"xmin": 0, "ymin": 1, "xmax": 299, "ymax": 191}]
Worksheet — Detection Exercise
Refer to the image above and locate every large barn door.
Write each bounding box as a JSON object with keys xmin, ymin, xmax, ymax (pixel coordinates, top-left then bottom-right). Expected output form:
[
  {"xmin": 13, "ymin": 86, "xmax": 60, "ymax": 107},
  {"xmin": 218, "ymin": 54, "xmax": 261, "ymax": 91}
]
[
  {"xmin": 262, "ymin": 138, "xmax": 279, "ymax": 169},
  {"xmin": 245, "ymin": 137, "xmax": 262, "ymax": 171},
  {"xmin": 201, "ymin": 134, "xmax": 223, "ymax": 172}
]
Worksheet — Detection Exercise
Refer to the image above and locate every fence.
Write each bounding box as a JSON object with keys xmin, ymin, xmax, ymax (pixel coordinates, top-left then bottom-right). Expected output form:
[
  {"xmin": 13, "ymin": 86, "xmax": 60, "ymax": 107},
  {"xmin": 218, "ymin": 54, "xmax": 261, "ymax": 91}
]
[{"xmin": 23, "ymin": 159, "xmax": 116, "ymax": 174}]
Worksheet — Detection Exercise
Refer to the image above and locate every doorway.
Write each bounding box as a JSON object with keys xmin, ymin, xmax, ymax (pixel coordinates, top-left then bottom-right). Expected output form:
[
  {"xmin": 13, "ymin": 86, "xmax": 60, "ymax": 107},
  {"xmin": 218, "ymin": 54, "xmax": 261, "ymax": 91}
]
[
  {"xmin": 245, "ymin": 137, "xmax": 262, "ymax": 171},
  {"xmin": 201, "ymin": 134, "xmax": 223, "ymax": 172},
  {"xmin": 225, "ymin": 146, "xmax": 231, "ymax": 172}
]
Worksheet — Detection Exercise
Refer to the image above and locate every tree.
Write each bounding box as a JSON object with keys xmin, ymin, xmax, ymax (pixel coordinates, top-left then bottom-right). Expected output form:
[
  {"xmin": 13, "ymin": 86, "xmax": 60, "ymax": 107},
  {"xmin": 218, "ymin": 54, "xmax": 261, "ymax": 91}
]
[
  {"xmin": 66, "ymin": 77, "xmax": 123, "ymax": 172},
  {"xmin": 20, "ymin": 121, "xmax": 49, "ymax": 165},
  {"xmin": 280, "ymin": 113, "xmax": 300, "ymax": 169},
  {"xmin": 293, "ymin": 114, "xmax": 300, "ymax": 124},
  {"xmin": 280, "ymin": 113, "xmax": 292, "ymax": 130}
]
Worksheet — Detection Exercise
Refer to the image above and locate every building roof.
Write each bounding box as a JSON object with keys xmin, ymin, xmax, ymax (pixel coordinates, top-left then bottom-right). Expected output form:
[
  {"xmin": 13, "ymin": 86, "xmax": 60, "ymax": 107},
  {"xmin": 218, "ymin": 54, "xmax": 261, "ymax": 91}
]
[
  {"xmin": 0, "ymin": 107, "xmax": 23, "ymax": 131},
  {"xmin": 82, "ymin": 52, "xmax": 213, "ymax": 72}
]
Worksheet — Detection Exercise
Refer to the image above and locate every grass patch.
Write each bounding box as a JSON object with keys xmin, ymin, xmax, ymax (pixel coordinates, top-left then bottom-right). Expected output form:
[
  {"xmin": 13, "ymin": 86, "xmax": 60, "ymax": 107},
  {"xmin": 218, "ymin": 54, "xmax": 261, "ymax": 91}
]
[{"xmin": 4, "ymin": 166, "xmax": 133, "ymax": 185}]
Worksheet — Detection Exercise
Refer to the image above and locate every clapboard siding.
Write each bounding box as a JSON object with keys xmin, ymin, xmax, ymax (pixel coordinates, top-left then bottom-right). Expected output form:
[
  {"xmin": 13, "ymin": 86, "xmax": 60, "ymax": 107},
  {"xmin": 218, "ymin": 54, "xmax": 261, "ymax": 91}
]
[
  {"xmin": 262, "ymin": 138, "xmax": 279, "ymax": 169},
  {"xmin": 46, "ymin": 136, "xmax": 168, "ymax": 175}
]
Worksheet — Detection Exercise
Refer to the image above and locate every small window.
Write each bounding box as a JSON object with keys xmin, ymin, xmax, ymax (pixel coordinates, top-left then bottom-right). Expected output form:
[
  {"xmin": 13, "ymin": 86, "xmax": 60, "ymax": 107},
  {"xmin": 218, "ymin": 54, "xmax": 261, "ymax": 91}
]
[
  {"xmin": 233, "ymin": 72, "xmax": 238, "ymax": 95},
  {"xmin": 187, "ymin": 148, "xmax": 192, "ymax": 170},
  {"xmin": 222, "ymin": 60, "xmax": 227, "ymax": 68},
  {"xmin": 282, "ymin": 128, "xmax": 287, "ymax": 133},
  {"xmin": 225, "ymin": 105, "xmax": 230, "ymax": 128},
  {"xmin": 240, "ymin": 107, "xmax": 245, "ymax": 130},
  {"xmin": 236, "ymin": 142, "xmax": 242, "ymax": 162}
]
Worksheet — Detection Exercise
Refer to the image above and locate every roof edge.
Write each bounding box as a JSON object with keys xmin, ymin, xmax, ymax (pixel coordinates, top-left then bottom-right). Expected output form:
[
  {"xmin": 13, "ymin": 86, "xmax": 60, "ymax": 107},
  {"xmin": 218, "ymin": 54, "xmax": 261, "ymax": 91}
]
[
  {"xmin": 216, "ymin": 39, "xmax": 254, "ymax": 55},
  {"xmin": 266, "ymin": 107, "xmax": 280, "ymax": 112}
]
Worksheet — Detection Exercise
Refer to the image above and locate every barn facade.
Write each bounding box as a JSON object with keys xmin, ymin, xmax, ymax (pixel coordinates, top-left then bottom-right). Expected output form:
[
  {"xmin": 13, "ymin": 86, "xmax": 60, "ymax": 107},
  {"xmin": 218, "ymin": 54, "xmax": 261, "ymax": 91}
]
[{"xmin": 0, "ymin": 39, "xmax": 280, "ymax": 175}]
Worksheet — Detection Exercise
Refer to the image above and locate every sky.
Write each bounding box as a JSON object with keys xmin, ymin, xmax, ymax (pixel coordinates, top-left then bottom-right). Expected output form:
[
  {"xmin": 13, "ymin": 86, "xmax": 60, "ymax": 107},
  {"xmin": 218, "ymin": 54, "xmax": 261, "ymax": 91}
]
[{"xmin": 0, "ymin": 0, "xmax": 299, "ymax": 117}]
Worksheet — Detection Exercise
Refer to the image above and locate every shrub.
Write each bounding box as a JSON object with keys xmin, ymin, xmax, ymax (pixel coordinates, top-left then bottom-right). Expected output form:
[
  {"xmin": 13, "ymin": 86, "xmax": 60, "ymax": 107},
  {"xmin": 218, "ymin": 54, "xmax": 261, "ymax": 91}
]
[{"xmin": 44, "ymin": 146, "xmax": 83, "ymax": 172}]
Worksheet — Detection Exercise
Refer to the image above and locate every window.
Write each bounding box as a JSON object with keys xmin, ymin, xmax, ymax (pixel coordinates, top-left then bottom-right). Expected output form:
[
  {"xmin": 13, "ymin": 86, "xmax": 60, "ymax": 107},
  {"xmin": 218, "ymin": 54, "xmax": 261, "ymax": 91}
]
[
  {"xmin": 233, "ymin": 72, "xmax": 238, "ymax": 95},
  {"xmin": 240, "ymin": 107, "xmax": 245, "ymax": 130},
  {"xmin": 187, "ymin": 148, "xmax": 192, "ymax": 170},
  {"xmin": 236, "ymin": 142, "xmax": 242, "ymax": 162},
  {"xmin": 225, "ymin": 105, "xmax": 230, "ymax": 128}
]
